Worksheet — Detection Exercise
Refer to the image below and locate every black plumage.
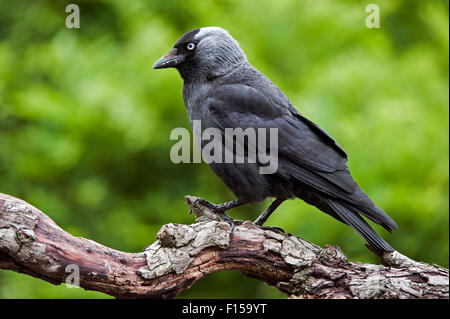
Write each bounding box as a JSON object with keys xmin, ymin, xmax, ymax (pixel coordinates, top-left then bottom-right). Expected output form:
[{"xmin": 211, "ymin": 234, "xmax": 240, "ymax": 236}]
[{"xmin": 153, "ymin": 27, "xmax": 397, "ymax": 252}]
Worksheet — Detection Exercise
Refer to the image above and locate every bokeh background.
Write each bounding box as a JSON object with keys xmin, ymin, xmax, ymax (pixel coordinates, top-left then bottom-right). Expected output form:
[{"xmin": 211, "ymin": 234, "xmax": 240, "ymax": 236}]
[{"xmin": 0, "ymin": 0, "xmax": 448, "ymax": 298}]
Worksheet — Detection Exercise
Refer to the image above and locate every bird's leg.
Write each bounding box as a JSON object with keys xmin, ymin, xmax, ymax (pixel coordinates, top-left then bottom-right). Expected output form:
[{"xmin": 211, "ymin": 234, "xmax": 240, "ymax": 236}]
[
  {"xmin": 193, "ymin": 198, "xmax": 248, "ymax": 231},
  {"xmin": 254, "ymin": 198, "xmax": 285, "ymax": 232}
]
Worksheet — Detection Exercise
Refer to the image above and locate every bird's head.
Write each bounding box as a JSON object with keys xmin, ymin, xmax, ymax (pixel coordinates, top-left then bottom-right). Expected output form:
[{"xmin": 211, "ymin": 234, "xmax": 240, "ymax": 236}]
[{"xmin": 153, "ymin": 27, "xmax": 247, "ymax": 81}]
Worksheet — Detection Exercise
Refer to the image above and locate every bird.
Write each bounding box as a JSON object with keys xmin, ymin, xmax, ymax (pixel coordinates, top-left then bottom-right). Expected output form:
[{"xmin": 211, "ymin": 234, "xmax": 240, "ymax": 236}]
[{"xmin": 153, "ymin": 27, "xmax": 397, "ymax": 253}]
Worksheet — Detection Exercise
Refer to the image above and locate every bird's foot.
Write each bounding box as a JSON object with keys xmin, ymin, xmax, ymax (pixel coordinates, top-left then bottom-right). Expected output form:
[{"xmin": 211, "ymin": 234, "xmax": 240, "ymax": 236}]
[
  {"xmin": 193, "ymin": 198, "xmax": 235, "ymax": 231},
  {"xmin": 258, "ymin": 225, "xmax": 286, "ymax": 234},
  {"xmin": 217, "ymin": 211, "xmax": 235, "ymax": 231}
]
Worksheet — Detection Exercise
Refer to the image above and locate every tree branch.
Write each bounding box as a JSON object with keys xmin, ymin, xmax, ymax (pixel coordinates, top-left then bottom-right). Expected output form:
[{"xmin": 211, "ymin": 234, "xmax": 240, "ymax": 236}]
[{"xmin": 0, "ymin": 192, "xmax": 448, "ymax": 298}]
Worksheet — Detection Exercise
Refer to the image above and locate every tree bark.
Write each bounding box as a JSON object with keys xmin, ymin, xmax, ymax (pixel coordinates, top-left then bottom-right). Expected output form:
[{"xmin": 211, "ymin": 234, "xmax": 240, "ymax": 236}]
[{"xmin": 0, "ymin": 192, "xmax": 448, "ymax": 299}]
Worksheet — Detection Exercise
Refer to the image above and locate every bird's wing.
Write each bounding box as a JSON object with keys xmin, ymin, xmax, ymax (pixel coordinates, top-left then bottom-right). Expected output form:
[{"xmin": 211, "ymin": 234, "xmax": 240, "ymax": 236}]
[
  {"xmin": 204, "ymin": 83, "xmax": 357, "ymax": 194},
  {"xmin": 204, "ymin": 84, "xmax": 397, "ymax": 232}
]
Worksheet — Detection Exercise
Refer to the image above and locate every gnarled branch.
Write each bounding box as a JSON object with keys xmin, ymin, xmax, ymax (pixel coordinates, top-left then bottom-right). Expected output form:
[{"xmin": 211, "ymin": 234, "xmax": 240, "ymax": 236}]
[{"xmin": 0, "ymin": 192, "xmax": 448, "ymax": 298}]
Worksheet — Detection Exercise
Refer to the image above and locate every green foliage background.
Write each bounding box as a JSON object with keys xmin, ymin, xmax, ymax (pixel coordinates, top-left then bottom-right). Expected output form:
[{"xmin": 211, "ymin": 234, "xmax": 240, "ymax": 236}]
[{"xmin": 0, "ymin": 0, "xmax": 448, "ymax": 298}]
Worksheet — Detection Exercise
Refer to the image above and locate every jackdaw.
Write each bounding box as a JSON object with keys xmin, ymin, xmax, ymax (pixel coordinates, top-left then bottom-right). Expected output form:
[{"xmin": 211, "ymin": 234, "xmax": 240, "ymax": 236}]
[{"xmin": 153, "ymin": 27, "xmax": 397, "ymax": 252}]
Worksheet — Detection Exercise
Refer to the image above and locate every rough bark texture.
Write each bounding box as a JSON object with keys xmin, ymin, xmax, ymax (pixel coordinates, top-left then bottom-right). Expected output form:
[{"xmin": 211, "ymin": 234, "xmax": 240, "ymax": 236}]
[{"xmin": 0, "ymin": 192, "xmax": 448, "ymax": 299}]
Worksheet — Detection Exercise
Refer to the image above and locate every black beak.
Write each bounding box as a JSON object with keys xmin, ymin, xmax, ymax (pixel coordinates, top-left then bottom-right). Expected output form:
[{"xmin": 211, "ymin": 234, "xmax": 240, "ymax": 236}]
[{"xmin": 153, "ymin": 48, "xmax": 184, "ymax": 69}]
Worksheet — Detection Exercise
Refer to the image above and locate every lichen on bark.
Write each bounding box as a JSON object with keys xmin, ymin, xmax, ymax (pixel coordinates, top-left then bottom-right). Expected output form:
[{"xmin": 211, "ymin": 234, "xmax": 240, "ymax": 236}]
[{"xmin": 138, "ymin": 221, "xmax": 231, "ymax": 279}]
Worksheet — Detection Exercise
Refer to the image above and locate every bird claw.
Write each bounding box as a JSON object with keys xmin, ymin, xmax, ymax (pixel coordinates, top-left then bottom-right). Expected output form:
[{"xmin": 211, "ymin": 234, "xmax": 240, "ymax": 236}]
[
  {"xmin": 193, "ymin": 198, "xmax": 235, "ymax": 231},
  {"xmin": 193, "ymin": 198, "xmax": 215, "ymax": 210},
  {"xmin": 259, "ymin": 225, "xmax": 286, "ymax": 234},
  {"xmin": 218, "ymin": 212, "xmax": 235, "ymax": 231}
]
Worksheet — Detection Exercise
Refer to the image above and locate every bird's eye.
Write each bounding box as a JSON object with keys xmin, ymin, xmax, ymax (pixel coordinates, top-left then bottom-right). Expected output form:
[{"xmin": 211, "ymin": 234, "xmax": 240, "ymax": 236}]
[{"xmin": 186, "ymin": 43, "xmax": 196, "ymax": 51}]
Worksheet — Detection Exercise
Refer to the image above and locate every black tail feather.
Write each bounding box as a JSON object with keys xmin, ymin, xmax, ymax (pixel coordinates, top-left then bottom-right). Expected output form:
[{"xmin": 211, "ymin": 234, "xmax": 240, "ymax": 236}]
[{"xmin": 326, "ymin": 199, "xmax": 394, "ymax": 252}]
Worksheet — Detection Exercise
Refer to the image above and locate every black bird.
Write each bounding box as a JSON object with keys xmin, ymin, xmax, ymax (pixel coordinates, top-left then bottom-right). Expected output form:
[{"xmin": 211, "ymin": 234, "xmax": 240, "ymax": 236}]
[{"xmin": 153, "ymin": 27, "xmax": 397, "ymax": 252}]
